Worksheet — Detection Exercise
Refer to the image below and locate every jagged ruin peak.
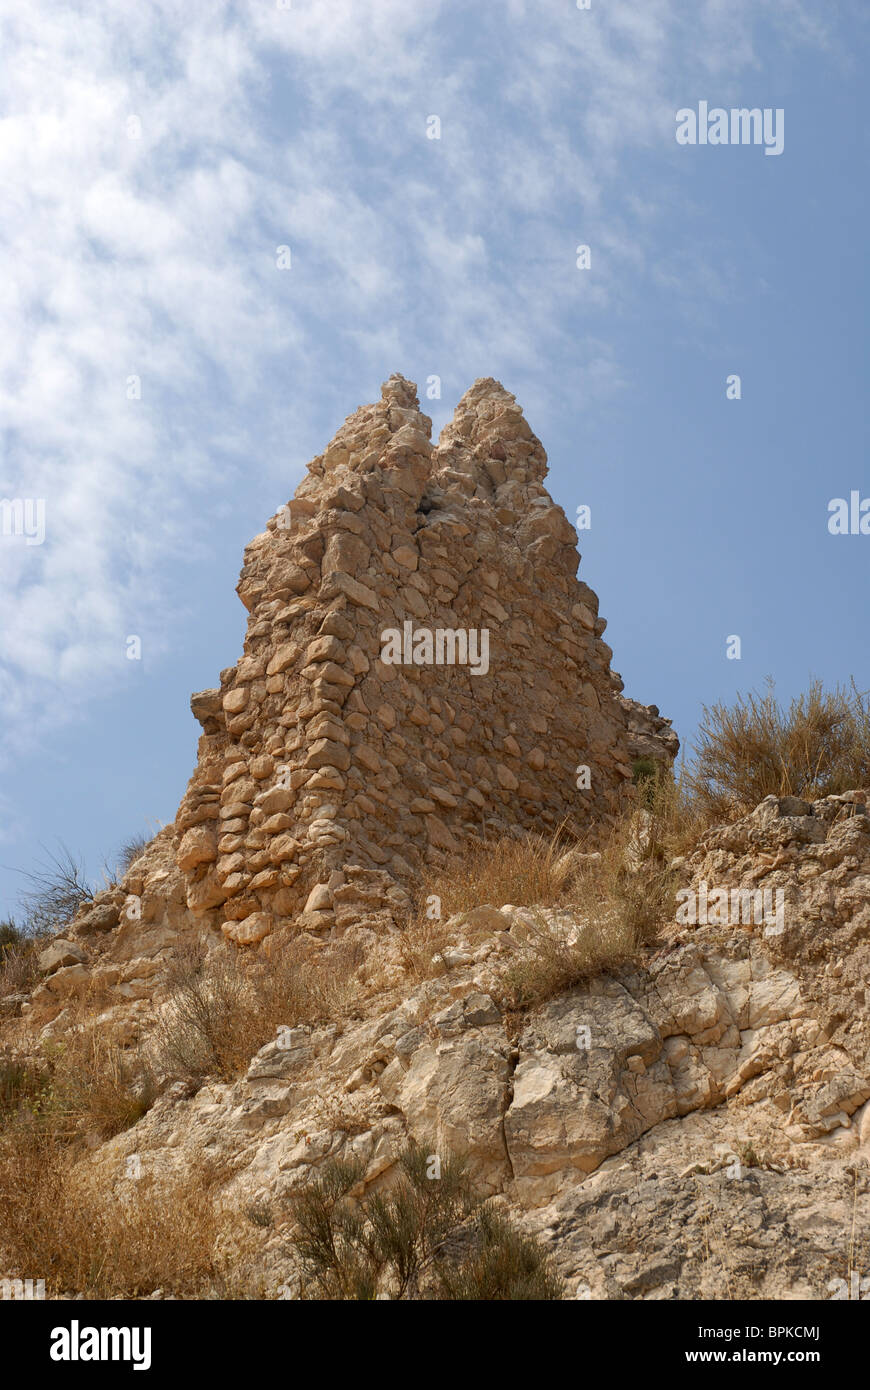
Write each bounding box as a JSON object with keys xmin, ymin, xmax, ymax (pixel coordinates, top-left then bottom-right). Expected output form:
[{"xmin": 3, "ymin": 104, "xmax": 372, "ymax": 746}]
[
  {"xmin": 176, "ymin": 376, "xmax": 653, "ymax": 947},
  {"xmin": 618, "ymin": 696, "xmax": 680, "ymax": 771},
  {"xmin": 435, "ymin": 376, "xmax": 548, "ymax": 490}
]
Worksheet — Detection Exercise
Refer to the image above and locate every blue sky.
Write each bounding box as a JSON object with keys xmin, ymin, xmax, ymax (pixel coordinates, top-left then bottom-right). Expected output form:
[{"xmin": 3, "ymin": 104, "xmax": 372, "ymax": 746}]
[{"xmin": 0, "ymin": 0, "xmax": 867, "ymax": 918}]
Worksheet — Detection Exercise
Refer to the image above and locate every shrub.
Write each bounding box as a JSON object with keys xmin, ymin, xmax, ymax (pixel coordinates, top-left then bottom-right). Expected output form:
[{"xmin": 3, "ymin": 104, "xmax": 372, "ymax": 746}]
[
  {"xmin": 116, "ymin": 832, "xmax": 149, "ymax": 874},
  {"xmin": 0, "ymin": 1053, "xmax": 52, "ymax": 1120},
  {"xmin": 152, "ymin": 934, "xmax": 362, "ymax": 1085},
  {"xmin": 289, "ymin": 1142, "xmax": 563, "ymax": 1300},
  {"xmin": 631, "ymin": 756, "xmax": 661, "ymax": 791},
  {"xmin": 635, "ymin": 764, "xmax": 714, "ymax": 860},
  {"xmin": 686, "ymin": 678, "xmax": 870, "ymax": 818},
  {"xmin": 152, "ymin": 940, "xmax": 253, "ymax": 1082},
  {"xmin": 0, "ymin": 935, "xmax": 45, "ymax": 1000},
  {"xmin": 45, "ymin": 1027, "xmax": 156, "ymax": 1139},
  {"xmin": 396, "ymin": 909, "xmax": 454, "ymax": 981},
  {"xmin": 16, "ymin": 844, "xmax": 93, "ymax": 936},
  {"xmin": 0, "ymin": 920, "xmax": 21, "ymax": 950},
  {"xmin": 437, "ymin": 1205, "xmax": 564, "ymax": 1300},
  {"xmin": 0, "ymin": 1028, "xmax": 153, "ymax": 1141}
]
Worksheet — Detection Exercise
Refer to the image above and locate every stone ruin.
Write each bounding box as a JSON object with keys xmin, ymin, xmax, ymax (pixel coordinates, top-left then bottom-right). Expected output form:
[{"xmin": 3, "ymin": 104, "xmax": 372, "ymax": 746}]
[
  {"xmin": 617, "ymin": 696, "xmax": 680, "ymax": 775},
  {"xmin": 175, "ymin": 374, "xmax": 671, "ymax": 946}
]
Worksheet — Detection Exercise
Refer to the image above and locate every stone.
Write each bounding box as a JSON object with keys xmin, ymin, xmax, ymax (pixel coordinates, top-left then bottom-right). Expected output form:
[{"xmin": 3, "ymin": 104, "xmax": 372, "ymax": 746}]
[
  {"xmin": 190, "ymin": 688, "xmax": 223, "ymax": 730},
  {"xmin": 74, "ymin": 901, "xmax": 120, "ymax": 934},
  {"xmin": 259, "ymin": 786, "xmax": 296, "ymax": 815},
  {"xmin": 306, "ymin": 738, "xmax": 351, "ymax": 772},
  {"xmin": 304, "ymin": 883, "xmax": 332, "ymax": 913},
  {"xmin": 44, "ymin": 963, "xmax": 90, "ymax": 996},
  {"xmin": 221, "ymin": 911, "xmax": 274, "ymax": 946},
  {"xmin": 222, "ymin": 688, "xmax": 249, "ymax": 714},
  {"xmin": 144, "ymin": 375, "xmax": 668, "ymax": 939},
  {"xmin": 176, "ymin": 825, "xmax": 218, "ymax": 873},
  {"xmin": 38, "ymin": 939, "xmax": 88, "ymax": 975},
  {"xmin": 321, "ymin": 571, "xmax": 380, "ymax": 610},
  {"xmin": 266, "ymin": 643, "xmax": 300, "ymax": 676}
]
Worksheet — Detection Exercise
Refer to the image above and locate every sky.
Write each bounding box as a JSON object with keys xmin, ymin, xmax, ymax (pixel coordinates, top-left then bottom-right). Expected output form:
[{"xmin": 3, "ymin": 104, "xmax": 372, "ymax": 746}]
[{"xmin": 0, "ymin": 0, "xmax": 867, "ymax": 919}]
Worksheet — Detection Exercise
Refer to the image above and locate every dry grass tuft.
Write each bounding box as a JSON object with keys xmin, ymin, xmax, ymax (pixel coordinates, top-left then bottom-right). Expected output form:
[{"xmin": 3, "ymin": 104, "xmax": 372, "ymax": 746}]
[
  {"xmin": 494, "ymin": 905, "xmax": 638, "ymax": 1012},
  {"xmin": 47, "ymin": 1027, "xmax": 156, "ymax": 1139},
  {"xmin": 152, "ymin": 933, "xmax": 363, "ymax": 1085},
  {"xmin": 416, "ymin": 827, "xmax": 578, "ymax": 919},
  {"xmin": 686, "ymin": 677, "xmax": 870, "ymax": 819},
  {"xmin": 493, "ymin": 810, "xmax": 677, "ymax": 1009},
  {"xmin": 399, "ymin": 803, "xmax": 682, "ymax": 1008}
]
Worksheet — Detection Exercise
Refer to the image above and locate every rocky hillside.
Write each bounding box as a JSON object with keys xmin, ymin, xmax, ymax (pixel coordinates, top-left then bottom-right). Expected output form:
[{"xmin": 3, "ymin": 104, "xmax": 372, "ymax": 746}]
[{"xmin": 1, "ymin": 380, "xmax": 867, "ymax": 1302}]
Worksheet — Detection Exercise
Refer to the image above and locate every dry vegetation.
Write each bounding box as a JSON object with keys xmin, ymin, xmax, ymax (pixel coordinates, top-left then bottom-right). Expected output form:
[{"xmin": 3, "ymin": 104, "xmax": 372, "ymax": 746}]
[
  {"xmin": 0, "ymin": 931, "xmax": 47, "ymax": 1003},
  {"xmin": 0, "ymin": 1026, "xmax": 152, "ymax": 1143},
  {"xmin": 14, "ymin": 845, "xmax": 94, "ymax": 938},
  {"xmin": 0, "ymin": 933, "xmax": 371, "ymax": 1296},
  {"xmin": 400, "ymin": 791, "xmax": 684, "ymax": 1010},
  {"xmin": 686, "ymin": 678, "xmax": 870, "ymax": 818},
  {"xmin": 397, "ymin": 677, "xmax": 870, "ymax": 1009},
  {"xmin": 0, "ymin": 1123, "xmax": 257, "ymax": 1298},
  {"xmin": 2, "ymin": 679, "xmax": 868, "ymax": 1297},
  {"xmin": 289, "ymin": 1142, "xmax": 563, "ymax": 1300},
  {"xmin": 152, "ymin": 933, "xmax": 364, "ymax": 1084}
]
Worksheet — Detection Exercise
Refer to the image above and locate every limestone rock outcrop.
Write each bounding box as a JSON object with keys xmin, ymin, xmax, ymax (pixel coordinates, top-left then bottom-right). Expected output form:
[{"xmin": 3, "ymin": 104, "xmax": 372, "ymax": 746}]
[
  {"xmin": 4, "ymin": 789, "xmax": 869, "ymax": 1298},
  {"xmin": 679, "ymin": 790, "xmax": 870, "ymax": 1087},
  {"xmin": 54, "ymin": 790, "xmax": 868, "ymax": 1300}
]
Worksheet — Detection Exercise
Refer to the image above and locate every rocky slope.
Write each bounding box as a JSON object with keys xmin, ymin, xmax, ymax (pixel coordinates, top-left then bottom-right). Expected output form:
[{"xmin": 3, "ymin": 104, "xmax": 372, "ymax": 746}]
[
  {"xmin": 4, "ymin": 791, "xmax": 867, "ymax": 1300},
  {"xmin": 2, "ymin": 380, "xmax": 867, "ymax": 1300}
]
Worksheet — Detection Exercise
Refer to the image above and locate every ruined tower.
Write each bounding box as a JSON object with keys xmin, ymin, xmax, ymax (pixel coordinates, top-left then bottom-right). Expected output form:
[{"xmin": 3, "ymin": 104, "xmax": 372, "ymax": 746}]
[{"xmin": 178, "ymin": 376, "xmax": 638, "ymax": 945}]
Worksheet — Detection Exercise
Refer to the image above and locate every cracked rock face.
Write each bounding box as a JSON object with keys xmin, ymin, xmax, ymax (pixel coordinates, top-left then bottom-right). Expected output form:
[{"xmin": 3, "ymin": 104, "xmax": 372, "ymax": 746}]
[
  {"xmin": 680, "ymin": 791, "xmax": 870, "ymax": 1083},
  {"xmin": 32, "ymin": 781, "xmax": 864, "ymax": 1300},
  {"xmin": 66, "ymin": 858, "xmax": 868, "ymax": 1299}
]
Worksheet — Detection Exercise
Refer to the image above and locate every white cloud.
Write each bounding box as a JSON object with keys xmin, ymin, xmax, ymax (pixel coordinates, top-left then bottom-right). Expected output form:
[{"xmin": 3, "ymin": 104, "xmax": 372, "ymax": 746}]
[{"xmin": 0, "ymin": 0, "xmax": 836, "ymax": 750}]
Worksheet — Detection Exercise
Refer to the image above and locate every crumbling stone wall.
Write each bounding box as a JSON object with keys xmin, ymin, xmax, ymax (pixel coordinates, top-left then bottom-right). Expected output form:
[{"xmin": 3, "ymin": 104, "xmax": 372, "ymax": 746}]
[
  {"xmin": 179, "ymin": 375, "xmax": 639, "ymax": 945},
  {"xmin": 618, "ymin": 696, "xmax": 680, "ymax": 773}
]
